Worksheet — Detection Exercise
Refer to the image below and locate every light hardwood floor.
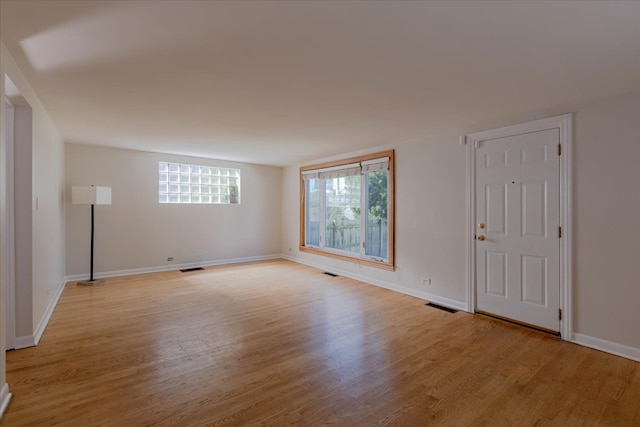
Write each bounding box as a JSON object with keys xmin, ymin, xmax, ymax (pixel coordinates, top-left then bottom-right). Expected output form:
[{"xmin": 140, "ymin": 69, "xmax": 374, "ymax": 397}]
[{"xmin": 3, "ymin": 260, "xmax": 639, "ymax": 426}]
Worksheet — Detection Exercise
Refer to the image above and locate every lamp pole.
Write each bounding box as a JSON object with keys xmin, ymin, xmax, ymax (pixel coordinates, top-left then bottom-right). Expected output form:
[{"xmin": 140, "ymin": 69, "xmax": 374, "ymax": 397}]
[
  {"xmin": 72, "ymin": 185, "xmax": 111, "ymax": 285},
  {"xmin": 90, "ymin": 203, "xmax": 95, "ymax": 281}
]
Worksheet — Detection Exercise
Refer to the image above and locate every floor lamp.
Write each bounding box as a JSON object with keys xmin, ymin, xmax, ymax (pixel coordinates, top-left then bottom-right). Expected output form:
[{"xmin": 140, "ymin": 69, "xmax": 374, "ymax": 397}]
[{"xmin": 72, "ymin": 185, "xmax": 112, "ymax": 285}]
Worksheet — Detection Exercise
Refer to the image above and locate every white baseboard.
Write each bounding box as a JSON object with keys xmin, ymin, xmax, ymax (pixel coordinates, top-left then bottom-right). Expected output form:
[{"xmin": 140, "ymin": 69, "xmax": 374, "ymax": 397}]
[
  {"xmin": 34, "ymin": 278, "xmax": 66, "ymax": 346},
  {"xmin": 65, "ymin": 254, "xmax": 283, "ymax": 282},
  {"xmin": 282, "ymin": 255, "xmax": 467, "ymax": 312},
  {"xmin": 0, "ymin": 383, "xmax": 11, "ymax": 419},
  {"xmin": 572, "ymin": 333, "xmax": 640, "ymax": 363},
  {"xmin": 13, "ymin": 279, "xmax": 67, "ymax": 350},
  {"xmin": 14, "ymin": 334, "xmax": 35, "ymax": 350}
]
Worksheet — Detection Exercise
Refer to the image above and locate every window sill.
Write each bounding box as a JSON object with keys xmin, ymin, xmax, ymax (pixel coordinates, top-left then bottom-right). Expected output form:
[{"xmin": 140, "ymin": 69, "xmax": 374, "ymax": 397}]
[{"xmin": 299, "ymin": 246, "xmax": 395, "ymax": 271}]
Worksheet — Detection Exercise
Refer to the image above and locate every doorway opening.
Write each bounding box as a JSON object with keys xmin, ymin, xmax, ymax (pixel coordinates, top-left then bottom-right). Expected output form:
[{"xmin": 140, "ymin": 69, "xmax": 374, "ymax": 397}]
[{"xmin": 3, "ymin": 75, "xmax": 33, "ymax": 351}]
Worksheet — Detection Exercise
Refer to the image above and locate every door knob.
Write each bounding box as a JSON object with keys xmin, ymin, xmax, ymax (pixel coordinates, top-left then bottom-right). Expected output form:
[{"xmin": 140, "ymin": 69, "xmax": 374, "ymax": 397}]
[
  {"xmin": 477, "ymin": 235, "xmax": 485, "ymax": 241},
  {"xmin": 478, "ymin": 223, "xmax": 485, "ymax": 229}
]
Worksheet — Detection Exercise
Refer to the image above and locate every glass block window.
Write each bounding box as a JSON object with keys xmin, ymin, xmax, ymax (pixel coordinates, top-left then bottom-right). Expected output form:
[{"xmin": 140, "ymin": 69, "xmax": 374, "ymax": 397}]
[{"xmin": 159, "ymin": 162, "xmax": 240, "ymax": 204}]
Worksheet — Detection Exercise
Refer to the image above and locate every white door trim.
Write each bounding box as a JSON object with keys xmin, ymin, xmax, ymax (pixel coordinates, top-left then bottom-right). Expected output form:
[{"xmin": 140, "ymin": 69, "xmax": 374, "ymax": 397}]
[{"xmin": 466, "ymin": 114, "xmax": 573, "ymax": 339}]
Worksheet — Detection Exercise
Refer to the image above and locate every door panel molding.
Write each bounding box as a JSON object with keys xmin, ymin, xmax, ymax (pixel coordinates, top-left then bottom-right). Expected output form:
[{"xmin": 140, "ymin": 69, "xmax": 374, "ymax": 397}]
[{"xmin": 466, "ymin": 114, "xmax": 573, "ymax": 339}]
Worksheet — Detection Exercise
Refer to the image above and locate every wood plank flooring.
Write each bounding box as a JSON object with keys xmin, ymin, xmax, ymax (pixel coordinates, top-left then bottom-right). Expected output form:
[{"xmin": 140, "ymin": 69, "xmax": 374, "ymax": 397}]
[{"xmin": 3, "ymin": 259, "xmax": 639, "ymax": 426}]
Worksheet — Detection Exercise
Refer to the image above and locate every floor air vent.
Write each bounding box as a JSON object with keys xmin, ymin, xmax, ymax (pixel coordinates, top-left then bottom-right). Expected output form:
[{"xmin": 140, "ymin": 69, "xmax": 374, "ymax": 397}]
[
  {"xmin": 180, "ymin": 267, "xmax": 205, "ymax": 273},
  {"xmin": 323, "ymin": 272, "xmax": 338, "ymax": 277},
  {"xmin": 425, "ymin": 302, "xmax": 458, "ymax": 313}
]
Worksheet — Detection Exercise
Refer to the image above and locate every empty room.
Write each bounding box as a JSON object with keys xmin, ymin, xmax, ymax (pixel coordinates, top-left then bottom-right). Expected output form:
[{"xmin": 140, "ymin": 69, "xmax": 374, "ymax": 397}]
[{"xmin": 1, "ymin": 1, "xmax": 639, "ymax": 425}]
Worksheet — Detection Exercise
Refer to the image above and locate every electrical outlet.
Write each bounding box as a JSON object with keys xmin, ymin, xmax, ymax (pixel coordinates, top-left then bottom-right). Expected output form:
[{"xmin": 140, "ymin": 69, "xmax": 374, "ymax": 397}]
[
  {"xmin": 167, "ymin": 257, "xmax": 174, "ymax": 262},
  {"xmin": 421, "ymin": 277, "xmax": 431, "ymax": 285},
  {"xmin": 196, "ymin": 253, "xmax": 203, "ymax": 262}
]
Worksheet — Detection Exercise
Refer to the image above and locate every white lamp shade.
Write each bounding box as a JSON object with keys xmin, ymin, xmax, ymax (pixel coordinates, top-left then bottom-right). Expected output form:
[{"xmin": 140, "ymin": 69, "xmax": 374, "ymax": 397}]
[{"xmin": 72, "ymin": 186, "xmax": 112, "ymax": 205}]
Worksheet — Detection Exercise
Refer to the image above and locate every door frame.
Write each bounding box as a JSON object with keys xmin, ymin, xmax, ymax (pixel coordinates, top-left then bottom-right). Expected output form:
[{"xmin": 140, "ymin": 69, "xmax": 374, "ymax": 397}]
[{"xmin": 465, "ymin": 114, "xmax": 573, "ymax": 339}]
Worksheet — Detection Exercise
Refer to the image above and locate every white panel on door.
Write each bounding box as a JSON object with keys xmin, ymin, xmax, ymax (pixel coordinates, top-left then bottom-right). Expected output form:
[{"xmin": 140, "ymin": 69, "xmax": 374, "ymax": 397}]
[
  {"xmin": 521, "ymin": 255, "xmax": 547, "ymax": 306},
  {"xmin": 485, "ymin": 151, "xmax": 507, "ymax": 168},
  {"xmin": 486, "ymin": 252, "xmax": 507, "ymax": 297},
  {"xmin": 486, "ymin": 184, "xmax": 506, "ymax": 235},
  {"xmin": 521, "ymin": 181, "xmax": 547, "ymax": 237},
  {"xmin": 520, "ymin": 144, "xmax": 548, "ymax": 165}
]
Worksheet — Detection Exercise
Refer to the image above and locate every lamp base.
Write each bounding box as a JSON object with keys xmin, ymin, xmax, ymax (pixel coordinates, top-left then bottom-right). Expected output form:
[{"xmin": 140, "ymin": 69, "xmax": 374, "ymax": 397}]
[{"xmin": 77, "ymin": 279, "xmax": 106, "ymax": 286}]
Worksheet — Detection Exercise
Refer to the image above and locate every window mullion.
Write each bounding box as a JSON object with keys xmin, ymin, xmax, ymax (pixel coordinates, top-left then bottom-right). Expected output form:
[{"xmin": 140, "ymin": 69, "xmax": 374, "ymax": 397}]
[
  {"xmin": 360, "ymin": 174, "xmax": 367, "ymax": 257},
  {"xmin": 319, "ymin": 179, "xmax": 325, "ymax": 248}
]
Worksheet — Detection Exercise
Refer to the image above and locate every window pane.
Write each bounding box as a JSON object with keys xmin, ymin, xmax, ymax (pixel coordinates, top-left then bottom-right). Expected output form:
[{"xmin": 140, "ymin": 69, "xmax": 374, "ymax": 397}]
[
  {"xmin": 365, "ymin": 171, "xmax": 388, "ymax": 259},
  {"xmin": 230, "ymin": 186, "xmax": 239, "ymax": 204},
  {"xmin": 159, "ymin": 162, "xmax": 240, "ymax": 204},
  {"xmin": 305, "ymin": 179, "xmax": 320, "ymax": 246},
  {"xmin": 325, "ymin": 176, "xmax": 361, "ymax": 254}
]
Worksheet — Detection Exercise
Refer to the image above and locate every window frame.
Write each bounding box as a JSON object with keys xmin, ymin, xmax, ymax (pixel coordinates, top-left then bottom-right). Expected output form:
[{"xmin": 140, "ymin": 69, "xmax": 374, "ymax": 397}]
[
  {"xmin": 159, "ymin": 161, "xmax": 241, "ymax": 205},
  {"xmin": 299, "ymin": 150, "xmax": 395, "ymax": 271}
]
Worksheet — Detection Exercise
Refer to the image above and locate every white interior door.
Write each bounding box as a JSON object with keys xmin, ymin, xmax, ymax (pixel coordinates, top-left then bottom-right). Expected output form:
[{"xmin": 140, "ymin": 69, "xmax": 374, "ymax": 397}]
[{"xmin": 475, "ymin": 128, "xmax": 560, "ymax": 332}]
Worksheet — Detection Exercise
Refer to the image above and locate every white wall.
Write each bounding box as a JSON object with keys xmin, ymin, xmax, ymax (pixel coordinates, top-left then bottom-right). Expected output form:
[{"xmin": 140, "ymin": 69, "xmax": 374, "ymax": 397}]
[
  {"xmin": 572, "ymin": 91, "xmax": 640, "ymax": 350},
  {"xmin": 0, "ymin": 42, "xmax": 11, "ymax": 417},
  {"xmin": 65, "ymin": 144, "xmax": 282, "ymax": 276},
  {"xmin": 0, "ymin": 44, "xmax": 66, "ymax": 351},
  {"xmin": 282, "ymin": 136, "xmax": 468, "ymax": 310},
  {"xmin": 282, "ymin": 90, "xmax": 640, "ymax": 354},
  {"xmin": 14, "ymin": 106, "xmax": 32, "ymax": 339},
  {"xmin": 1, "ymin": 41, "xmax": 66, "ymax": 415}
]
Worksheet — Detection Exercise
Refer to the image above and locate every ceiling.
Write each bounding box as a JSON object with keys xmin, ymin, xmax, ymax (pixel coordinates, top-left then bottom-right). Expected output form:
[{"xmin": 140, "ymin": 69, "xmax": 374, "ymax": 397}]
[{"xmin": 1, "ymin": 1, "xmax": 639, "ymax": 166}]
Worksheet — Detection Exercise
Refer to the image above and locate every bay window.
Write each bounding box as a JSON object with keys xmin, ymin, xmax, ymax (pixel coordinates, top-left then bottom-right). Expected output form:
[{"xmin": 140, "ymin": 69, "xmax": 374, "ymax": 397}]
[{"xmin": 300, "ymin": 150, "xmax": 394, "ymax": 270}]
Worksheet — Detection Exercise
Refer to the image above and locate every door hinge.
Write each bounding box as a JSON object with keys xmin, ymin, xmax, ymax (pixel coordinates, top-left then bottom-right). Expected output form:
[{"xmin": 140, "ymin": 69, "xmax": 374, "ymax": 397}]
[
  {"xmin": 558, "ymin": 226, "xmax": 562, "ymax": 238},
  {"xmin": 557, "ymin": 144, "xmax": 562, "ymax": 156},
  {"xmin": 559, "ymin": 309, "xmax": 562, "ymax": 321}
]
